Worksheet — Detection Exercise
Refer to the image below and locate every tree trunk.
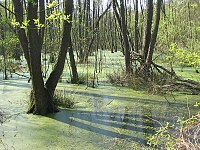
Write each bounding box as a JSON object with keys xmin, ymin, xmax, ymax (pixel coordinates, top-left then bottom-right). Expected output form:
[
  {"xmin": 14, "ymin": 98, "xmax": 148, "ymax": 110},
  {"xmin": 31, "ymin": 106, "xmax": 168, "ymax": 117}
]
[
  {"xmin": 113, "ymin": 0, "xmax": 131, "ymax": 73},
  {"xmin": 12, "ymin": 0, "xmax": 31, "ymax": 73},
  {"xmin": 45, "ymin": 0, "xmax": 74, "ymax": 95},
  {"xmin": 83, "ymin": 0, "xmax": 90, "ymax": 62},
  {"xmin": 146, "ymin": 0, "xmax": 162, "ymax": 66},
  {"xmin": 0, "ymin": 17, "xmax": 8, "ymax": 80},
  {"xmin": 142, "ymin": 0, "xmax": 153, "ymax": 62},
  {"xmin": 69, "ymin": 38, "xmax": 78, "ymax": 84},
  {"xmin": 78, "ymin": 0, "xmax": 84, "ymax": 62},
  {"xmin": 39, "ymin": 0, "xmax": 45, "ymax": 45},
  {"xmin": 26, "ymin": 0, "xmax": 56, "ymax": 115},
  {"xmin": 139, "ymin": 0, "xmax": 153, "ymax": 78},
  {"xmin": 134, "ymin": 0, "xmax": 139, "ymax": 53}
]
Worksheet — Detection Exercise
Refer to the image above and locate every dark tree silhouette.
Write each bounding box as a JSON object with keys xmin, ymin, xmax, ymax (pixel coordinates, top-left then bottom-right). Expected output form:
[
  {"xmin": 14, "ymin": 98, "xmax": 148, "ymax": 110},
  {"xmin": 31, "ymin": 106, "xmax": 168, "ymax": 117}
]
[{"xmin": 12, "ymin": 0, "xmax": 74, "ymax": 115}]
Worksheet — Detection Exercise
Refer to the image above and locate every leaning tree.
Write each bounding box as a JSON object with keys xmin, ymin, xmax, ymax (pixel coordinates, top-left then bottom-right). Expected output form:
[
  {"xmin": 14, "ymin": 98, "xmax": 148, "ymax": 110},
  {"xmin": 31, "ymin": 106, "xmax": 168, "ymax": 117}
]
[{"xmin": 11, "ymin": 0, "xmax": 74, "ymax": 115}]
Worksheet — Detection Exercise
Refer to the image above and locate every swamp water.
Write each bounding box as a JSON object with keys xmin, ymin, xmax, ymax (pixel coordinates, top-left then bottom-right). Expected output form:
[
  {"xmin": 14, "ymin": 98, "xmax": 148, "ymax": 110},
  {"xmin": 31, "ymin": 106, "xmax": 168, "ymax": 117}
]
[
  {"xmin": 0, "ymin": 76, "xmax": 199, "ymax": 150},
  {"xmin": 0, "ymin": 52, "xmax": 200, "ymax": 149}
]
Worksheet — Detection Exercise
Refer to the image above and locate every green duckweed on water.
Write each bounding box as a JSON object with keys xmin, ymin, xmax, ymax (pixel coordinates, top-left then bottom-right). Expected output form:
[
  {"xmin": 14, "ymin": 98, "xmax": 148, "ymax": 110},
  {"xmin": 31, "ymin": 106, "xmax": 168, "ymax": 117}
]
[
  {"xmin": 1, "ymin": 0, "xmax": 200, "ymax": 148},
  {"xmin": 0, "ymin": 75, "xmax": 199, "ymax": 149},
  {"xmin": 0, "ymin": 50, "xmax": 200, "ymax": 150}
]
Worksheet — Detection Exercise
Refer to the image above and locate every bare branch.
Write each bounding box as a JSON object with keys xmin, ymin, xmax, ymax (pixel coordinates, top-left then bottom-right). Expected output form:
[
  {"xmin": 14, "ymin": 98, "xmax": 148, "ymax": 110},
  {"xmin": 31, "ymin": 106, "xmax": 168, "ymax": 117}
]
[{"xmin": 0, "ymin": 3, "xmax": 15, "ymax": 15}]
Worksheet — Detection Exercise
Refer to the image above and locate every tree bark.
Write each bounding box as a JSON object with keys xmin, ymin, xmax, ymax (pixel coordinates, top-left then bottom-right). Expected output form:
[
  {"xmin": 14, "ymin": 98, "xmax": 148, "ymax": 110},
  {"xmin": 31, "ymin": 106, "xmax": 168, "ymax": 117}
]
[
  {"xmin": 146, "ymin": 0, "xmax": 162, "ymax": 65},
  {"xmin": 12, "ymin": 0, "xmax": 31, "ymax": 72},
  {"xmin": 142, "ymin": 0, "xmax": 153, "ymax": 63},
  {"xmin": 139, "ymin": 0, "xmax": 153, "ymax": 78},
  {"xmin": 113, "ymin": 0, "xmax": 131, "ymax": 73},
  {"xmin": 39, "ymin": 0, "xmax": 45, "ymax": 45},
  {"xmin": 69, "ymin": 38, "xmax": 78, "ymax": 84},
  {"xmin": 45, "ymin": 0, "xmax": 74, "ymax": 96},
  {"xmin": 27, "ymin": 0, "xmax": 56, "ymax": 115},
  {"xmin": 134, "ymin": 0, "xmax": 139, "ymax": 53},
  {"xmin": 78, "ymin": 0, "xmax": 84, "ymax": 62}
]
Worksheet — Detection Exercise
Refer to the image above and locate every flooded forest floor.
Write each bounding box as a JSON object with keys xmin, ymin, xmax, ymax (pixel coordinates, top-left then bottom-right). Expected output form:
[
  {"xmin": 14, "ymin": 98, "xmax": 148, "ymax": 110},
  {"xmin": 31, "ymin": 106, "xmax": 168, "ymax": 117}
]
[{"xmin": 0, "ymin": 51, "xmax": 200, "ymax": 149}]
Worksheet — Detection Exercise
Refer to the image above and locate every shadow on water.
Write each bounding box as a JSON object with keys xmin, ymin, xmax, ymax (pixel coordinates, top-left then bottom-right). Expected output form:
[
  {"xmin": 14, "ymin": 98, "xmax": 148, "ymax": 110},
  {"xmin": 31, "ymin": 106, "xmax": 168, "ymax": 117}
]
[
  {"xmin": 62, "ymin": 89, "xmax": 190, "ymax": 108},
  {"xmin": 48, "ymin": 108, "xmax": 164, "ymax": 145},
  {"xmin": 0, "ymin": 80, "xmax": 31, "ymax": 89}
]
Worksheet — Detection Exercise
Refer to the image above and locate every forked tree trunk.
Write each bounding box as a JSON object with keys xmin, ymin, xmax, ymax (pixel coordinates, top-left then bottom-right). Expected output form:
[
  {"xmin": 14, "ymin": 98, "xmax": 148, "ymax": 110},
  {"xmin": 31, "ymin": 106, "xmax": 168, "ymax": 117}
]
[
  {"xmin": 12, "ymin": 0, "xmax": 74, "ymax": 115},
  {"xmin": 26, "ymin": 0, "xmax": 56, "ymax": 115},
  {"xmin": 139, "ymin": 0, "xmax": 162, "ymax": 80}
]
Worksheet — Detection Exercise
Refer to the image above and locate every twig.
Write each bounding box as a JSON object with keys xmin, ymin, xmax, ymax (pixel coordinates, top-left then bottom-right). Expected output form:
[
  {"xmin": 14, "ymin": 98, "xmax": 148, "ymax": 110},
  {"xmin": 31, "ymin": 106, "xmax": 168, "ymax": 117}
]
[
  {"xmin": 0, "ymin": 3, "xmax": 15, "ymax": 15},
  {"xmin": 13, "ymin": 72, "xmax": 29, "ymax": 79},
  {"xmin": 146, "ymin": 115, "xmax": 163, "ymax": 127},
  {"xmin": 88, "ymin": 2, "xmax": 112, "ymax": 55}
]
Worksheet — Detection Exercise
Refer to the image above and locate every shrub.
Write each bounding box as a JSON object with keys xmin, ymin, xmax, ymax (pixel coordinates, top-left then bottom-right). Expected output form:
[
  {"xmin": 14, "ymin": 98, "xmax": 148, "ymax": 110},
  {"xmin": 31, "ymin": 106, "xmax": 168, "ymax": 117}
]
[
  {"xmin": 167, "ymin": 43, "xmax": 200, "ymax": 72},
  {"xmin": 107, "ymin": 70, "xmax": 173, "ymax": 93},
  {"xmin": 148, "ymin": 113, "xmax": 200, "ymax": 149},
  {"xmin": 106, "ymin": 71, "xmax": 139, "ymax": 87},
  {"xmin": 53, "ymin": 89, "xmax": 75, "ymax": 108},
  {"xmin": 77, "ymin": 73, "xmax": 99, "ymax": 88},
  {"xmin": 77, "ymin": 73, "xmax": 88, "ymax": 84},
  {"xmin": 77, "ymin": 73, "xmax": 94, "ymax": 84}
]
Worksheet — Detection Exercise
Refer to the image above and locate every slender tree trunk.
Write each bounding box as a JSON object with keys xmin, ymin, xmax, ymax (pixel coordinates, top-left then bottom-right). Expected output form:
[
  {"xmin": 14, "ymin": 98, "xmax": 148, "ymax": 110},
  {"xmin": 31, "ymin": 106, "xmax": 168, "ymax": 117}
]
[
  {"xmin": 78, "ymin": 0, "xmax": 84, "ymax": 62},
  {"xmin": 139, "ymin": 0, "xmax": 153, "ymax": 77},
  {"xmin": 114, "ymin": 14, "xmax": 118, "ymax": 52},
  {"xmin": 69, "ymin": 38, "xmax": 78, "ymax": 84},
  {"xmin": 83, "ymin": 0, "xmax": 90, "ymax": 62},
  {"xmin": 134, "ymin": 0, "xmax": 139, "ymax": 53},
  {"xmin": 0, "ymin": 15, "xmax": 7, "ymax": 80},
  {"xmin": 142, "ymin": 0, "xmax": 153, "ymax": 63},
  {"xmin": 2, "ymin": 44, "xmax": 8, "ymax": 80},
  {"xmin": 113, "ymin": 0, "xmax": 131, "ymax": 73},
  {"xmin": 12, "ymin": 0, "xmax": 31, "ymax": 73},
  {"xmin": 45, "ymin": 0, "xmax": 74, "ymax": 96},
  {"xmin": 146, "ymin": 0, "xmax": 162, "ymax": 66}
]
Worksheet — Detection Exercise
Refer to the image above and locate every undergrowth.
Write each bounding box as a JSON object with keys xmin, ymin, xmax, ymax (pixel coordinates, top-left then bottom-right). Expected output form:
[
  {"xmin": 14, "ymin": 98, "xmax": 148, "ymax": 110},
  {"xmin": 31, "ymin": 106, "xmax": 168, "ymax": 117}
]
[
  {"xmin": 148, "ymin": 112, "xmax": 200, "ymax": 150},
  {"xmin": 77, "ymin": 73, "xmax": 92, "ymax": 84},
  {"xmin": 107, "ymin": 70, "xmax": 174, "ymax": 94},
  {"xmin": 53, "ymin": 89, "xmax": 75, "ymax": 108},
  {"xmin": 107, "ymin": 138, "xmax": 148, "ymax": 150},
  {"xmin": 78, "ymin": 73, "xmax": 99, "ymax": 88}
]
